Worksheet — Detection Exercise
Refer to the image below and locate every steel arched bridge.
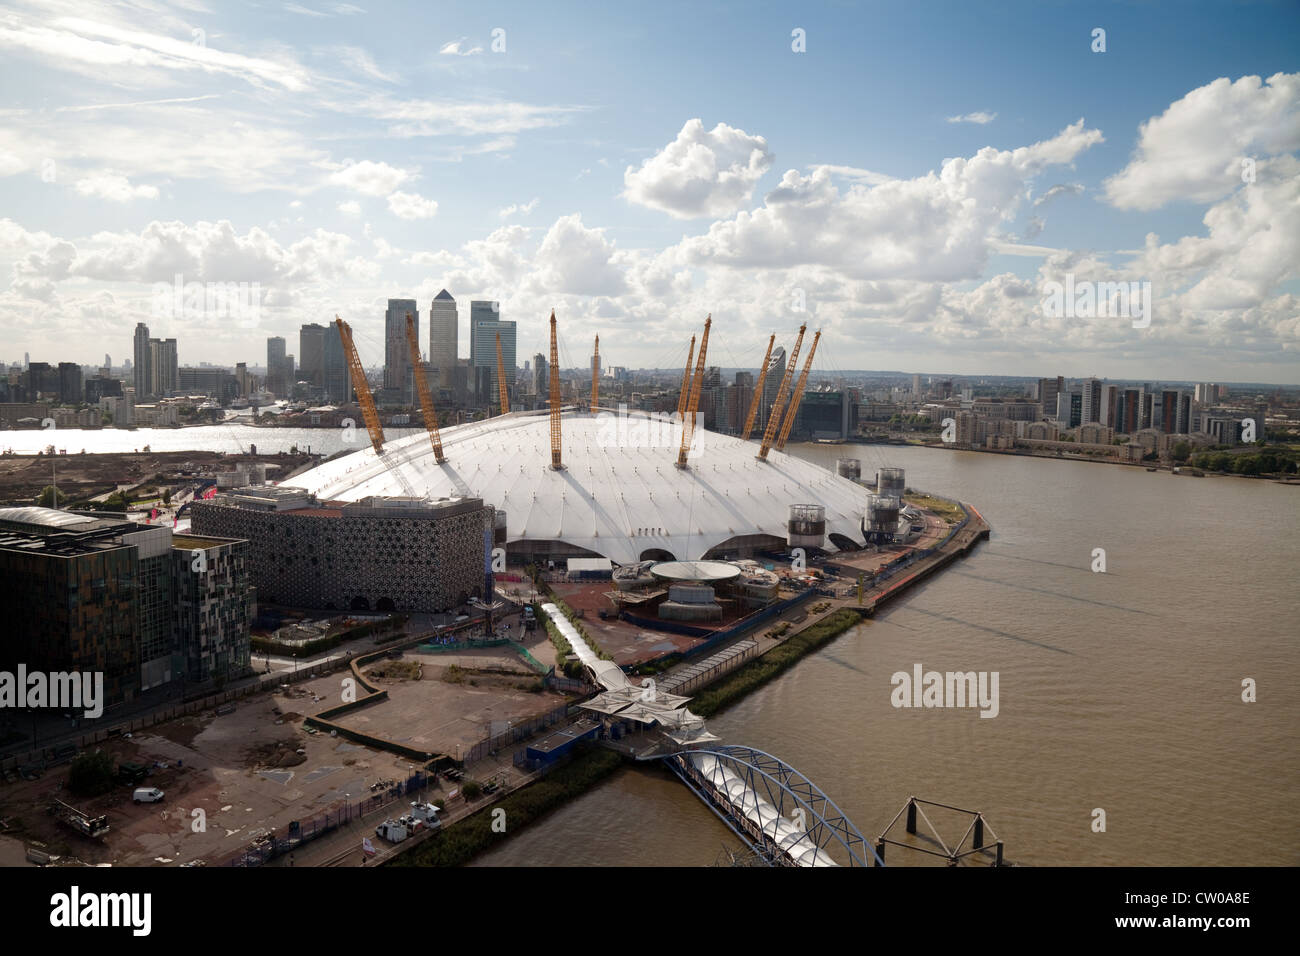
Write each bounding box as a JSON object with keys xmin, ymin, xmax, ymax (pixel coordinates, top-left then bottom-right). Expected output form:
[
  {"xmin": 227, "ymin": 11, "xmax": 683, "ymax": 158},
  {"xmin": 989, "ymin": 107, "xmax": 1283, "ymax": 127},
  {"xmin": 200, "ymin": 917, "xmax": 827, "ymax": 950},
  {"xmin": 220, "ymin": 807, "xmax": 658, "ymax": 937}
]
[{"xmin": 664, "ymin": 745, "xmax": 882, "ymax": 867}]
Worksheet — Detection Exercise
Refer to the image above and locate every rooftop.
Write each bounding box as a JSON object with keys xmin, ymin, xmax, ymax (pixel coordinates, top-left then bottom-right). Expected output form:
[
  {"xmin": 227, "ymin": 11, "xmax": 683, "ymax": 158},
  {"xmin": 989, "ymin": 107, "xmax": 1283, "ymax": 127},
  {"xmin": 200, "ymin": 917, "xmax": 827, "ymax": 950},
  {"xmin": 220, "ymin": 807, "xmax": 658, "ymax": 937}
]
[
  {"xmin": 288, "ymin": 408, "xmax": 874, "ymax": 564},
  {"xmin": 0, "ymin": 506, "xmax": 101, "ymax": 529}
]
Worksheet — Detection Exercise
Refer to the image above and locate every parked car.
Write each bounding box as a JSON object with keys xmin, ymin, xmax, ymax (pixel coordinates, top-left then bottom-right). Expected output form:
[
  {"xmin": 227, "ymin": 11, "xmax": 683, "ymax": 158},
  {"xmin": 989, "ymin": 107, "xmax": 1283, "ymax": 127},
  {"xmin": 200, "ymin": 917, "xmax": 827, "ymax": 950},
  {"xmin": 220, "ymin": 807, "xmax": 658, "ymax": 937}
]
[
  {"xmin": 118, "ymin": 761, "xmax": 149, "ymax": 784},
  {"xmin": 132, "ymin": 787, "xmax": 165, "ymax": 804}
]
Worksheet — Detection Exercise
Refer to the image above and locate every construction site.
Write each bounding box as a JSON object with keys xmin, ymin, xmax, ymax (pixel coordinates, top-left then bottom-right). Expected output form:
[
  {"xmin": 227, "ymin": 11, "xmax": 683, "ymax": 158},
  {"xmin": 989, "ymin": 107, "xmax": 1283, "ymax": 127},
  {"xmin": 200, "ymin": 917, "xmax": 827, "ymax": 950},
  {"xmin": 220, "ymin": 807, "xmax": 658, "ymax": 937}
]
[{"xmin": 1, "ymin": 307, "xmax": 991, "ymax": 869}]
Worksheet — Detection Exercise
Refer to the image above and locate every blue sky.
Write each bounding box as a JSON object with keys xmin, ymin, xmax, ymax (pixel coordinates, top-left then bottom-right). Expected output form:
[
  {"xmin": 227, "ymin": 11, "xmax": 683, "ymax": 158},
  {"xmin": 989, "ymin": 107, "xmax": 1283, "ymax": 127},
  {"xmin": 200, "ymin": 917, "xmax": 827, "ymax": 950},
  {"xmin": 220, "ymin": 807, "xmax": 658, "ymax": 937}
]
[{"xmin": 1, "ymin": 0, "xmax": 1297, "ymax": 383}]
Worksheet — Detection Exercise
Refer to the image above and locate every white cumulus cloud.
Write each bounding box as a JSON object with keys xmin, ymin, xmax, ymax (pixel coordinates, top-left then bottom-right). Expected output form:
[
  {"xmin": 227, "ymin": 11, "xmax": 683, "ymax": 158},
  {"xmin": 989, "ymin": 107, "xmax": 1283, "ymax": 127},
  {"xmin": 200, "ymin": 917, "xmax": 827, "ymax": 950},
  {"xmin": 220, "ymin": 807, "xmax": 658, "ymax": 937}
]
[
  {"xmin": 623, "ymin": 119, "xmax": 773, "ymax": 219},
  {"xmin": 386, "ymin": 190, "xmax": 438, "ymax": 219},
  {"xmin": 499, "ymin": 198, "xmax": 539, "ymax": 218},
  {"xmin": 439, "ymin": 37, "xmax": 483, "ymax": 56},
  {"xmin": 74, "ymin": 172, "xmax": 159, "ymax": 202},
  {"xmin": 327, "ymin": 159, "xmax": 412, "ymax": 197},
  {"xmin": 675, "ymin": 120, "xmax": 1104, "ymax": 282},
  {"xmin": 1104, "ymin": 72, "xmax": 1300, "ymax": 210},
  {"xmin": 947, "ymin": 111, "xmax": 998, "ymax": 125}
]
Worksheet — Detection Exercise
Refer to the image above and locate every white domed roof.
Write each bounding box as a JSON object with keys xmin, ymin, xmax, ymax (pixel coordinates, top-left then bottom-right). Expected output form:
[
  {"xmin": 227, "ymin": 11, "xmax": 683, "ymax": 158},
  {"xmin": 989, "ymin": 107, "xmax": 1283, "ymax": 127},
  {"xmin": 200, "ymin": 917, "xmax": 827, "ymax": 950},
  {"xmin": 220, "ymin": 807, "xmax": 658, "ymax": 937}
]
[{"xmin": 289, "ymin": 408, "xmax": 870, "ymax": 565}]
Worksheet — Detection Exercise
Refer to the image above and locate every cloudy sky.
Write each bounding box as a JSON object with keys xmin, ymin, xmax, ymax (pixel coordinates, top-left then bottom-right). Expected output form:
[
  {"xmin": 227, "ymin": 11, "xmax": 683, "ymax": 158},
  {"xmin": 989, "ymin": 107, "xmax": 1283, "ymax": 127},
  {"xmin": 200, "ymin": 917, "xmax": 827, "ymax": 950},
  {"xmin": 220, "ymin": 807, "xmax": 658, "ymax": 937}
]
[{"xmin": 1, "ymin": 0, "xmax": 1297, "ymax": 383}]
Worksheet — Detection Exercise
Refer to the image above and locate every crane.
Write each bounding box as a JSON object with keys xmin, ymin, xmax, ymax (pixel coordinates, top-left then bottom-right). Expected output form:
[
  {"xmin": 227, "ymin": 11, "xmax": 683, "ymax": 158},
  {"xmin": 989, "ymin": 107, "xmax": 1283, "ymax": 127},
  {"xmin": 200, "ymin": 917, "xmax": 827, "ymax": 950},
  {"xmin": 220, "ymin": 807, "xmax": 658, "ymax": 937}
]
[
  {"xmin": 548, "ymin": 310, "xmax": 563, "ymax": 469},
  {"xmin": 776, "ymin": 329, "xmax": 821, "ymax": 451},
  {"xmin": 675, "ymin": 335, "xmax": 696, "ymax": 420},
  {"xmin": 740, "ymin": 333, "xmax": 776, "ymax": 441},
  {"xmin": 590, "ymin": 335, "xmax": 599, "ymax": 413},
  {"xmin": 757, "ymin": 324, "xmax": 806, "ymax": 461},
  {"xmin": 676, "ymin": 315, "xmax": 711, "ymax": 468},
  {"xmin": 335, "ymin": 315, "xmax": 385, "ymax": 455},
  {"xmin": 404, "ymin": 312, "xmax": 446, "ymax": 463},
  {"xmin": 495, "ymin": 331, "xmax": 510, "ymax": 414}
]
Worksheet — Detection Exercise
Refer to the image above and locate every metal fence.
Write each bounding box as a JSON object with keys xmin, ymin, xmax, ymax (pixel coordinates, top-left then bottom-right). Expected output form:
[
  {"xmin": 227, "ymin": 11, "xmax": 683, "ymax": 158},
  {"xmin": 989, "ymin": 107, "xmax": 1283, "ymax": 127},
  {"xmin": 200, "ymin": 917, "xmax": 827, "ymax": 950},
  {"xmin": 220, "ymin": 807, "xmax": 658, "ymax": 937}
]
[
  {"xmin": 866, "ymin": 504, "xmax": 972, "ymax": 590},
  {"xmin": 1, "ymin": 659, "xmax": 354, "ymax": 774},
  {"xmin": 221, "ymin": 772, "xmax": 431, "ymax": 867},
  {"xmin": 460, "ymin": 702, "xmax": 571, "ymax": 766},
  {"xmin": 544, "ymin": 672, "xmax": 596, "ymax": 695},
  {"xmin": 412, "ymin": 636, "xmax": 548, "ymax": 675}
]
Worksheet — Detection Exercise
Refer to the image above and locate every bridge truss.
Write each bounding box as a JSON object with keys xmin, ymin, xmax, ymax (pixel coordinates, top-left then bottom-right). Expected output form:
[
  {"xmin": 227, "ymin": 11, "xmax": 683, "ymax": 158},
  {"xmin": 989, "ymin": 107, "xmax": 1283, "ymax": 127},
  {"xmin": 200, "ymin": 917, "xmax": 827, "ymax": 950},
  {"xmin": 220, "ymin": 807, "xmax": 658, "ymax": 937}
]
[{"xmin": 665, "ymin": 745, "xmax": 881, "ymax": 867}]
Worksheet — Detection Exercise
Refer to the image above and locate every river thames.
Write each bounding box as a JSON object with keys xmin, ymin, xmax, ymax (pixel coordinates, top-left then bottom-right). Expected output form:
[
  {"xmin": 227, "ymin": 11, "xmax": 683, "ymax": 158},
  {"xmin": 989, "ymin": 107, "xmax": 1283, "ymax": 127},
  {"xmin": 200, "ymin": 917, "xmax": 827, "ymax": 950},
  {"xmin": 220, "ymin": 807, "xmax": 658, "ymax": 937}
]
[
  {"xmin": 474, "ymin": 442, "xmax": 1300, "ymax": 866},
  {"xmin": 5, "ymin": 426, "xmax": 1295, "ymax": 865}
]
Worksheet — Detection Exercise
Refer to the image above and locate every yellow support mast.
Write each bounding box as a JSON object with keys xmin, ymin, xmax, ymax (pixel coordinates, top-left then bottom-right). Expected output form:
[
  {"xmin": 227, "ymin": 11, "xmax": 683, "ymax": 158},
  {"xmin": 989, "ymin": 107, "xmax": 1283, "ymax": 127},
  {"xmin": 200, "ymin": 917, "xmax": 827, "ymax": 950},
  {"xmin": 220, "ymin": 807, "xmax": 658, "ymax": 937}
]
[
  {"xmin": 590, "ymin": 335, "xmax": 600, "ymax": 413},
  {"xmin": 676, "ymin": 315, "xmax": 711, "ymax": 468},
  {"xmin": 675, "ymin": 335, "xmax": 696, "ymax": 419},
  {"xmin": 757, "ymin": 324, "xmax": 806, "ymax": 461},
  {"xmin": 548, "ymin": 310, "xmax": 563, "ymax": 470},
  {"xmin": 495, "ymin": 331, "xmax": 510, "ymax": 415},
  {"xmin": 740, "ymin": 333, "xmax": 776, "ymax": 441},
  {"xmin": 334, "ymin": 315, "xmax": 385, "ymax": 455},
  {"xmin": 776, "ymin": 329, "xmax": 821, "ymax": 451},
  {"xmin": 404, "ymin": 312, "xmax": 445, "ymax": 463}
]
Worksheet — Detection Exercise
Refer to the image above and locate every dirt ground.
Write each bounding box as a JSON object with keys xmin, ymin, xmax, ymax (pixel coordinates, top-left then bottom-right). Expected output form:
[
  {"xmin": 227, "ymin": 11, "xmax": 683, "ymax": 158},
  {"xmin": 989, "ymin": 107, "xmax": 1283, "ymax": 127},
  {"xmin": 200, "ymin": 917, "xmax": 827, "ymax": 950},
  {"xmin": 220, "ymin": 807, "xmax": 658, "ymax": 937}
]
[
  {"xmin": 0, "ymin": 644, "xmax": 572, "ymax": 867},
  {"xmin": 333, "ymin": 651, "xmax": 568, "ymax": 759},
  {"xmin": 0, "ymin": 449, "xmax": 313, "ymax": 505}
]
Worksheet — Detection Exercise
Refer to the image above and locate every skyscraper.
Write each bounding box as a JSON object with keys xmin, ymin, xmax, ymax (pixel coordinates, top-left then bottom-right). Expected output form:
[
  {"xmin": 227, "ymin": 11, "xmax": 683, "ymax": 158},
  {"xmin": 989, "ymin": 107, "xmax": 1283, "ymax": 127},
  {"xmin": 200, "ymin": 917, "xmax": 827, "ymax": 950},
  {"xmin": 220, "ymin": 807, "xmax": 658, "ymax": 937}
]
[
  {"xmin": 133, "ymin": 323, "xmax": 152, "ymax": 400},
  {"xmin": 468, "ymin": 301, "xmax": 515, "ymax": 399},
  {"xmin": 149, "ymin": 337, "xmax": 177, "ymax": 397},
  {"xmin": 299, "ymin": 323, "xmax": 328, "ymax": 390},
  {"xmin": 1101, "ymin": 384, "xmax": 1121, "ymax": 428},
  {"xmin": 266, "ymin": 337, "xmax": 287, "ymax": 397},
  {"xmin": 1080, "ymin": 377, "xmax": 1103, "ymax": 424},
  {"xmin": 532, "ymin": 352, "xmax": 548, "ymax": 402},
  {"xmin": 1056, "ymin": 390, "xmax": 1083, "ymax": 428},
  {"xmin": 384, "ymin": 299, "xmax": 418, "ymax": 404},
  {"xmin": 759, "ymin": 346, "xmax": 787, "ymax": 431},
  {"xmin": 1037, "ymin": 376, "xmax": 1064, "ymax": 418},
  {"xmin": 1122, "ymin": 387, "xmax": 1144, "ymax": 434},
  {"xmin": 1160, "ymin": 389, "xmax": 1191, "ymax": 434},
  {"xmin": 429, "ymin": 290, "xmax": 458, "ymax": 387},
  {"xmin": 58, "ymin": 362, "xmax": 83, "ymax": 404},
  {"xmin": 323, "ymin": 323, "xmax": 350, "ymax": 404}
]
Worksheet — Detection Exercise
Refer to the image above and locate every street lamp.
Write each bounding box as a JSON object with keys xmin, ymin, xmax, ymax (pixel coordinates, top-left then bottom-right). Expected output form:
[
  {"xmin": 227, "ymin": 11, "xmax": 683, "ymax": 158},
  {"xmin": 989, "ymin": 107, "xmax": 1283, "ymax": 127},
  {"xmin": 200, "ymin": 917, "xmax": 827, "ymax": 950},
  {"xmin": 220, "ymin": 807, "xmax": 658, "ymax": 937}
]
[{"xmin": 468, "ymin": 597, "xmax": 503, "ymax": 636}]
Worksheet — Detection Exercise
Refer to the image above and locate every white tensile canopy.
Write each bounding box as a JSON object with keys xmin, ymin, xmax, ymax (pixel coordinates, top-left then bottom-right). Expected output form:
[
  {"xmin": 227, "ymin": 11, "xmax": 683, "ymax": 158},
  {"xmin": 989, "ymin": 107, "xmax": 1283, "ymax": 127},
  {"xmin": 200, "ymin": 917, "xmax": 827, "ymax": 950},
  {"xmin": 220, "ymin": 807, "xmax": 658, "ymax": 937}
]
[{"xmin": 289, "ymin": 409, "xmax": 871, "ymax": 565}]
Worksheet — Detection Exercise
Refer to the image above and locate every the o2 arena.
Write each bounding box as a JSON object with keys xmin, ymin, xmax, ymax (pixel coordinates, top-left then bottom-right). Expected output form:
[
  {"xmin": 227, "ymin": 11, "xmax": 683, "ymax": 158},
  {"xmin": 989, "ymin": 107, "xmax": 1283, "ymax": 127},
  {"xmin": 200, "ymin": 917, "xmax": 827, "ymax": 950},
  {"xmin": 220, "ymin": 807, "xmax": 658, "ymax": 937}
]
[{"xmin": 288, "ymin": 311, "xmax": 885, "ymax": 567}]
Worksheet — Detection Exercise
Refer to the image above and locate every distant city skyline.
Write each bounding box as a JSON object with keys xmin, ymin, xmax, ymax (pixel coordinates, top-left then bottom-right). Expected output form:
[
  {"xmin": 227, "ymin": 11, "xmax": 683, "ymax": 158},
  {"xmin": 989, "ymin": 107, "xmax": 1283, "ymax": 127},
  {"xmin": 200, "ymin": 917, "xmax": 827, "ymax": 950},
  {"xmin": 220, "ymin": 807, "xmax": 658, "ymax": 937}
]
[
  {"xmin": 4, "ymin": 337, "xmax": 1299, "ymax": 393},
  {"xmin": 0, "ymin": 2, "xmax": 1297, "ymax": 382}
]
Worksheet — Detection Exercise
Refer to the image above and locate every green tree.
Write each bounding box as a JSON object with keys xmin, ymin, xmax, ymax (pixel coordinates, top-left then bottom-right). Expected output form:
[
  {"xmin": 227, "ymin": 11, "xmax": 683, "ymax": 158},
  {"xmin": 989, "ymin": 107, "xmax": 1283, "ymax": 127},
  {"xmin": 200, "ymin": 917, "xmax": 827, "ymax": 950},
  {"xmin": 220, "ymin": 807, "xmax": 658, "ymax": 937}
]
[
  {"xmin": 37, "ymin": 485, "xmax": 65, "ymax": 508},
  {"xmin": 162, "ymin": 488, "xmax": 172, "ymax": 505},
  {"xmin": 67, "ymin": 749, "xmax": 116, "ymax": 796},
  {"xmin": 1172, "ymin": 441, "xmax": 1191, "ymax": 463}
]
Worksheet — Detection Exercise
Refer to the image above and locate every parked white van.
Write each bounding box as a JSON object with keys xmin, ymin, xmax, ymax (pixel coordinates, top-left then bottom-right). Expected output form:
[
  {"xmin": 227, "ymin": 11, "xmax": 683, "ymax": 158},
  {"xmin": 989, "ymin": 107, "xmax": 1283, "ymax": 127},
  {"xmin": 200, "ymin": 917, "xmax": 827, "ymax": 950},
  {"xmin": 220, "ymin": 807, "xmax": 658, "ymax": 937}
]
[{"xmin": 133, "ymin": 787, "xmax": 164, "ymax": 804}]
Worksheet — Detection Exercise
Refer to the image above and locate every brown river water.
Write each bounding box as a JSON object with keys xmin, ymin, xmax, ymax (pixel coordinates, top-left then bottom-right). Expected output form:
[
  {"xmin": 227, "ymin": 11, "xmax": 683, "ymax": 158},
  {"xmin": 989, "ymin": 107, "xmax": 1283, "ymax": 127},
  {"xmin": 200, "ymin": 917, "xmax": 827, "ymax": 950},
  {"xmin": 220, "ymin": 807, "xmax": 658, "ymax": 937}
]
[{"xmin": 472, "ymin": 443, "xmax": 1300, "ymax": 866}]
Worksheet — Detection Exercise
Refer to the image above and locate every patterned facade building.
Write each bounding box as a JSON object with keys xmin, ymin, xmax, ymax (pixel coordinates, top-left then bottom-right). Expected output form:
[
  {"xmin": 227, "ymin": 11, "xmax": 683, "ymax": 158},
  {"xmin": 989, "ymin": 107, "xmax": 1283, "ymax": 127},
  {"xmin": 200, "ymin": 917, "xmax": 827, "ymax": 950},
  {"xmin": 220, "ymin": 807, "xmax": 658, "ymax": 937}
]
[
  {"xmin": 172, "ymin": 534, "xmax": 253, "ymax": 684},
  {"xmin": 190, "ymin": 488, "xmax": 495, "ymax": 613},
  {"xmin": 0, "ymin": 509, "xmax": 253, "ymax": 707},
  {"xmin": 0, "ymin": 520, "xmax": 141, "ymax": 706}
]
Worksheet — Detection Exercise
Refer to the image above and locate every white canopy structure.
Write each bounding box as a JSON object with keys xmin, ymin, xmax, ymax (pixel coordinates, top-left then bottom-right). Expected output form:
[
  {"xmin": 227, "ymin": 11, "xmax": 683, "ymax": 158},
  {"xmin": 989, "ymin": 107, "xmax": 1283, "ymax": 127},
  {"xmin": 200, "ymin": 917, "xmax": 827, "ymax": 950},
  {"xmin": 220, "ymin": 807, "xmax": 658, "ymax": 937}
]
[{"xmin": 289, "ymin": 408, "xmax": 871, "ymax": 565}]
